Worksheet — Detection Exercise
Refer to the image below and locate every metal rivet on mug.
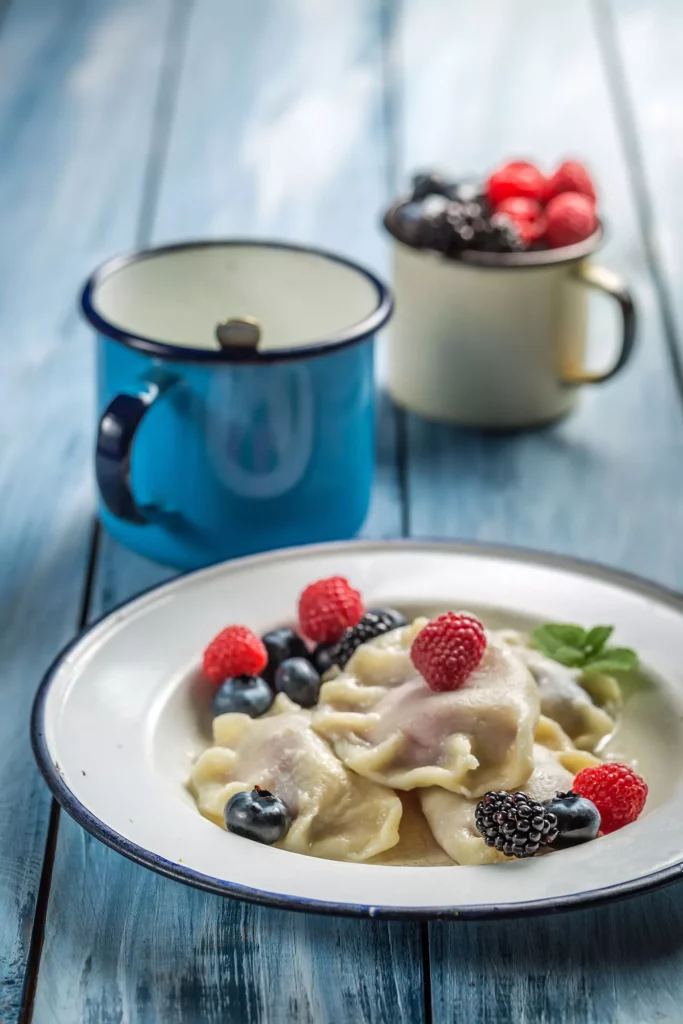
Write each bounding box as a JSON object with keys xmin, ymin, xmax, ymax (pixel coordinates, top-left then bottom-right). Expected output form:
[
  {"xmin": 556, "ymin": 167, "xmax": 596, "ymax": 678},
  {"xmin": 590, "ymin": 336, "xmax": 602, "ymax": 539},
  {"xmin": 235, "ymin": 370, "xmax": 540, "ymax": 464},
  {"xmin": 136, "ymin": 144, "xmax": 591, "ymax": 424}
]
[{"xmin": 215, "ymin": 316, "xmax": 261, "ymax": 349}]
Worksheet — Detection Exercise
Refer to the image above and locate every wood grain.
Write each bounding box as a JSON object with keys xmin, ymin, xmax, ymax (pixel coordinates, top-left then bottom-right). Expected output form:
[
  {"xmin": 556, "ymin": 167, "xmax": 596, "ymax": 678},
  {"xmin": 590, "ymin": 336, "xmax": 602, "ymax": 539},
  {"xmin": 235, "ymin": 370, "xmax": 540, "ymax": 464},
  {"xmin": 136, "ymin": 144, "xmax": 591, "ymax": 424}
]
[
  {"xmin": 33, "ymin": 2, "xmax": 422, "ymax": 1023},
  {"xmin": 430, "ymin": 886, "xmax": 683, "ymax": 1024},
  {"xmin": 397, "ymin": 1, "xmax": 683, "ymax": 1021},
  {"xmin": 17, "ymin": 1, "xmax": 683, "ymax": 1021},
  {"xmin": 400, "ymin": 0, "xmax": 683, "ymax": 588},
  {"xmin": 599, "ymin": 0, "xmax": 683, "ymax": 365},
  {"xmin": 0, "ymin": 0, "xmax": 171, "ymax": 1018}
]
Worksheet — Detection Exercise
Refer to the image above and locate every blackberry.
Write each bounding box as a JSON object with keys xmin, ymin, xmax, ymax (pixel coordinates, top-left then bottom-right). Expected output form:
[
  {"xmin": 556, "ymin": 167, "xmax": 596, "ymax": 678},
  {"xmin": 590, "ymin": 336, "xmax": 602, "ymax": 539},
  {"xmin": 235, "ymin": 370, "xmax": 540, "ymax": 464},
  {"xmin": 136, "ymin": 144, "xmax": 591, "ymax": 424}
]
[
  {"xmin": 486, "ymin": 213, "xmax": 525, "ymax": 253},
  {"xmin": 411, "ymin": 170, "xmax": 457, "ymax": 202},
  {"xmin": 411, "ymin": 171, "xmax": 489, "ymax": 206},
  {"xmin": 333, "ymin": 609, "xmax": 406, "ymax": 669},
  {"xmin": 419, "ymin": 201, "xmax": 525, "ymax": 257},
  {"xmin": 367, "ymin": 607, "xmax": 406, "ymax": 629},
  {"xmin": 452, "ymin": 181, "xmax": 490, "ymax": 208},
  {"xmin": 418, "ymin": 204, "xmax": 455, "ymax": 253},
  {"xmin": 475, "ymin": 791, "xmax": 559, "ymax": 859},
  {"xmin": 452, "ymin": 207, "xmax": 524, "ymax": 254},
  {"xmin": 417, "ymin": 197, "xmax": 471, "ymax": 252},
  {"xmin": 447, "ymin": 200, "xmax": 494, "ymax": 254}
]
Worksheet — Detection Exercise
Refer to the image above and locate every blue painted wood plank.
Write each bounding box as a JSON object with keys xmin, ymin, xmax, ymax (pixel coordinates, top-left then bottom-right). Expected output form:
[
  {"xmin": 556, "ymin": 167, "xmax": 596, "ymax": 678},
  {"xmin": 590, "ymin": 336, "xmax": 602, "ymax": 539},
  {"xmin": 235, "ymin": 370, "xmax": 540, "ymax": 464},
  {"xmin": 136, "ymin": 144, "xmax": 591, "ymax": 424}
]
[
  {"xmin": 0, "ymin": 0, "xmax": 172, "ymax": 1019},
  {"xmin": 599, "ymin": 0, "xmax": 683, "ymax": 367},
  {"xmin": 34, "ymin": 2, "xmax": 421, "ymax": 1022},
  {"xmin": 397, "ymin": 1, "xmax": 683, "ymax": 1021},
  {"xmin": 401, "ymin": 0, "xmax": 683, "ymax": 588},
  {"xmin": 430, "ymin": 886, "xmax": 683, "ymax": 1024}
]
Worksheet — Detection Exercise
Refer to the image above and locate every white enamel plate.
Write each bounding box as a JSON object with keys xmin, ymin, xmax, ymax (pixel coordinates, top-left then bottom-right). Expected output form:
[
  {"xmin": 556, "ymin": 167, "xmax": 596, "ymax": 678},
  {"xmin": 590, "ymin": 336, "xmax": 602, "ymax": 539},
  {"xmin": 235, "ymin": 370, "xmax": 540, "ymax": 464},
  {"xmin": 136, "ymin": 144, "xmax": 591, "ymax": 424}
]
[{"xmin": 32, "ymin": 541, "xmax": 683, "ymax": 918}]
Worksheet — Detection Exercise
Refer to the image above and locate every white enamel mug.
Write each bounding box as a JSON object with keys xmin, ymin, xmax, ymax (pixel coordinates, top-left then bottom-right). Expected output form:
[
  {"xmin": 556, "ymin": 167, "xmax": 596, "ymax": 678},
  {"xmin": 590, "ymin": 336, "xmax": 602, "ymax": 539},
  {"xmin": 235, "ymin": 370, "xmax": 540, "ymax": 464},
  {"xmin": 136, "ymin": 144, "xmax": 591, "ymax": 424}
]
[{"xmin": 386, "ymin": 220, "xmax": 636, "ymax": 429}]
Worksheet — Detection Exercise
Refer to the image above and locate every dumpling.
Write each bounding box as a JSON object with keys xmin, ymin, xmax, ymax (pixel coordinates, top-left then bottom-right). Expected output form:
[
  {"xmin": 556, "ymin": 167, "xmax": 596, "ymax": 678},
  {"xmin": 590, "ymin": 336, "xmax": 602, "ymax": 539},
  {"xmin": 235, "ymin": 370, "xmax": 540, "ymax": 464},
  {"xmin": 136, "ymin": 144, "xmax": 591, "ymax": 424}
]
[
  {"xmin": 369, "ymin": 793, "xmax": 455, "ymax": 867},
  {"xmin": 535, "ymin": 715, "xmax": 604, "ymax": 775},
  {"xmin": 420, "ymin": 744, "xmax": 578, "ymax": 865},
  {"xmin": 188, "ymin": 694, "xmax": 402, "ymax": 862},
  {"xmin": 312, "ymin": 619, "xmax": 540, "ymax": 797},
  {"xmin": 495, "ymin": 630, "xmax": 616, "ymax": 751},
  {"xmin": 579, "ymin": 671, "xmax": 623, "ymax": 717}
]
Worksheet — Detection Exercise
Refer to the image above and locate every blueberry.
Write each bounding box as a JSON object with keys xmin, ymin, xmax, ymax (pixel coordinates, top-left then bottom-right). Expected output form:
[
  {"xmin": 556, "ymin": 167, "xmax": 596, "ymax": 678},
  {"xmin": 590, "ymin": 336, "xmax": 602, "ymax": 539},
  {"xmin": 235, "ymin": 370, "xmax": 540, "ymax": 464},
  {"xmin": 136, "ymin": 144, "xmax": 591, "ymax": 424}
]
[
  {"xmin": 261, "ymin": 627, "xmax": 309, "ymax": 685},
  {"xmin": 368, "ymin": 607, "xmax": 406, "ymax": 629},
  {"xmin": 224, "ymin": 787, "xmax": 292, "ymax": 845},
  {"xmin": 312, "ymin": 643, "xmax": 336, "ymax": 677},
  {"xmin": 391, "ymin": 200, "xmax": 427, "ymax": 247},
  {"xmin": 543, "ymin": 791, "xmax": 601, "ymax": 847},
  {"xmin": 212, "ymin": 675, "xmax": 273, "ymax": 718},
  {"xmin": 275, "ymin": 657, "xmax": 321, "ymax": 708}
]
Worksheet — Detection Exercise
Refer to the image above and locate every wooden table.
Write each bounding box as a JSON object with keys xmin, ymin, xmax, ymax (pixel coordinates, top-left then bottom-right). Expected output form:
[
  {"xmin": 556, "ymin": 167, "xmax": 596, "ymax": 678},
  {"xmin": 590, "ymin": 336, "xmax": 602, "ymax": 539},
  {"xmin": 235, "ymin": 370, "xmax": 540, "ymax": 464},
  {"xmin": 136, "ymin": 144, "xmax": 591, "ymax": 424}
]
[{"xmin": 3, "ymin": 1, "xmax": 683, "ymax": 1020}]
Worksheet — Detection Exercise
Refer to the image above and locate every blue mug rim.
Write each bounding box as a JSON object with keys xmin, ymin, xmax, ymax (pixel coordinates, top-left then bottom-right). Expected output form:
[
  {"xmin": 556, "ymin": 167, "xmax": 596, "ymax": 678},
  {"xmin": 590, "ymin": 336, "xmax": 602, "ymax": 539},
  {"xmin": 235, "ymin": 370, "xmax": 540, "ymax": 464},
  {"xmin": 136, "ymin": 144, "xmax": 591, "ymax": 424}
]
[{"xmin": 81, "ymin": 239, "xmax": 394, "ymax": 364}]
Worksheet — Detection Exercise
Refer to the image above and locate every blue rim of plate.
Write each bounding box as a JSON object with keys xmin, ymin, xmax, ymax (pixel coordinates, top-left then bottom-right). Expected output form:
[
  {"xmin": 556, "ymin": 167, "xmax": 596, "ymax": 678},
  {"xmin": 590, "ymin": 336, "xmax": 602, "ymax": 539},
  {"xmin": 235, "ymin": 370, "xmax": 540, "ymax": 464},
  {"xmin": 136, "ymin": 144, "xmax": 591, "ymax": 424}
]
[
  {"xmin": 31, "ymin": 538, "xmax": 683, "ymax": 920},
  {"xmin": 81, "ymin": 239, "xmax": 393, "ymax": 365}
]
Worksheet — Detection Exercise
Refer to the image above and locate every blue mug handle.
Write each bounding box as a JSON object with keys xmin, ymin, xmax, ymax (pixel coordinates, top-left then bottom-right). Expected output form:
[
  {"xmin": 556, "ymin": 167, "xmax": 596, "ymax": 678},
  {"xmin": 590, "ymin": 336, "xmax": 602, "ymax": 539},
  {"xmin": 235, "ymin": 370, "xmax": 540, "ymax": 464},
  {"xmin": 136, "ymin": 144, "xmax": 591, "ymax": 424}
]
[{"xmin": 96, "ymin": 376, "xmax": 177, "ymax": 524}]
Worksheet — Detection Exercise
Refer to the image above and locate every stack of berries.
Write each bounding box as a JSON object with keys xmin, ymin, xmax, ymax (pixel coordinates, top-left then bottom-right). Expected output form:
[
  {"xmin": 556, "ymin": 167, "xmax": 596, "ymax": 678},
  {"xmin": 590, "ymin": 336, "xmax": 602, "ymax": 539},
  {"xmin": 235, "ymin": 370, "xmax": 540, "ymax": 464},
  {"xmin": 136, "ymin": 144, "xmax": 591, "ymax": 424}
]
[{"xmin": 387, "ymin": 158, "xmax": 599, "ymax": 257}]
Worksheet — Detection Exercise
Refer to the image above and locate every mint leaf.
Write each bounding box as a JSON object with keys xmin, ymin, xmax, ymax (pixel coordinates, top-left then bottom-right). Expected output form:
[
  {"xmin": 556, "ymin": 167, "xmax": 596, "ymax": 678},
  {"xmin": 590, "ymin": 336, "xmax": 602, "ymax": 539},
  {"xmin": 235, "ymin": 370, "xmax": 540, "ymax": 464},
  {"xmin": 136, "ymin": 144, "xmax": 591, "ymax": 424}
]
[
  {"xmin": 532, "ymin": 624, "xmax": 586, "ymax": 661},
  {"xmin": 546, "ymin": 644, "xmax": 587, "ymax": 667},
  {"xmin": 544, "ymin": 624, "xmax": 587, "ymax": 648},
  {"xmin": 583, "ymin": 647, "xmax": 638, "ymax": 675},
  {"xmin": 532, "ymin": 623, "xmax": 586, "ymax": 650},
  {"xmin": 532, "ymin": 623, "xmax": 638, "ymax": 673},
  {"xmin": 584, "ymin": 626, "xmax": 613, "ymax": 657}
]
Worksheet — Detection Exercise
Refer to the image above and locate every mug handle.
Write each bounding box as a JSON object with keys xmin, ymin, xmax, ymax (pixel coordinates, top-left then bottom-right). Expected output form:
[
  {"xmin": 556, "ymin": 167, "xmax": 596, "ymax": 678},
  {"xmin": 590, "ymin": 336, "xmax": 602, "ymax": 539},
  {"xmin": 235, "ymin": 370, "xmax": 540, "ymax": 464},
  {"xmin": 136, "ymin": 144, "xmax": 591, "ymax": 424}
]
[
  {"xmin": 96, "ymin": 375, "xmax": 177, "ymax": 525},
  {"xmin": 561, "ymin": 263, "xmax": 637, "ymax": 385}
]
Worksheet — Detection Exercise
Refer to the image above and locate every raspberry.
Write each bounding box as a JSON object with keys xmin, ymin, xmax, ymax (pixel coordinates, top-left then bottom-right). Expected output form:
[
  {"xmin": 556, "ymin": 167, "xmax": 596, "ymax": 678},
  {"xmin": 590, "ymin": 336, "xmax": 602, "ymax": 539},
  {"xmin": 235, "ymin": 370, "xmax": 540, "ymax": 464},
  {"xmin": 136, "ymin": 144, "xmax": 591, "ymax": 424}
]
[
  {"xmin": 545, "ymin": 160, "xmax": 597, "ymax": 204},
  {"xmin": 410, "ymin": 612, "xmax": 487, "ymax": 692},
  {"xmin": 495, "ymin": 197, "xmax": 546, "ymax": 245},
  {"xmin": 495, "ymin": 196, "xmax": 542, "ymax": 220},
  {"xmin": 485, "ymin": 160, "xmax": 547, "ymax": 206},
  {"xmin": 203, "ymin": 625, "xmax": 267, "ymax": 685},
  {"xmin": 572, "ymin": 763, "xmax": 648, "ymax": 834},
  {"xmin": 545, "ymin": 192, "xmax": 597, "ymax": 248},
  {"xmin": 298, "ymin": 576, "xmax": 364, "ymax": 644},
  {"xmin": 516, "ymin": 218, "xmax": 547, "ymax": 246}
]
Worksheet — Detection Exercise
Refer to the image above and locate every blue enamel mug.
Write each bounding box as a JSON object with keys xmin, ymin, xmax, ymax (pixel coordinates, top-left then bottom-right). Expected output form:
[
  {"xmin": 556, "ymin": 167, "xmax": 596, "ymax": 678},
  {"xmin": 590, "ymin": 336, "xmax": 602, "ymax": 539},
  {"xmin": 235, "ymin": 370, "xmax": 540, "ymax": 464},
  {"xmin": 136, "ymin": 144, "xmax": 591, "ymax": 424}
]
[{"xmin": 82, "ymin": 241, "xmax": 393, "ymax": 569}]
